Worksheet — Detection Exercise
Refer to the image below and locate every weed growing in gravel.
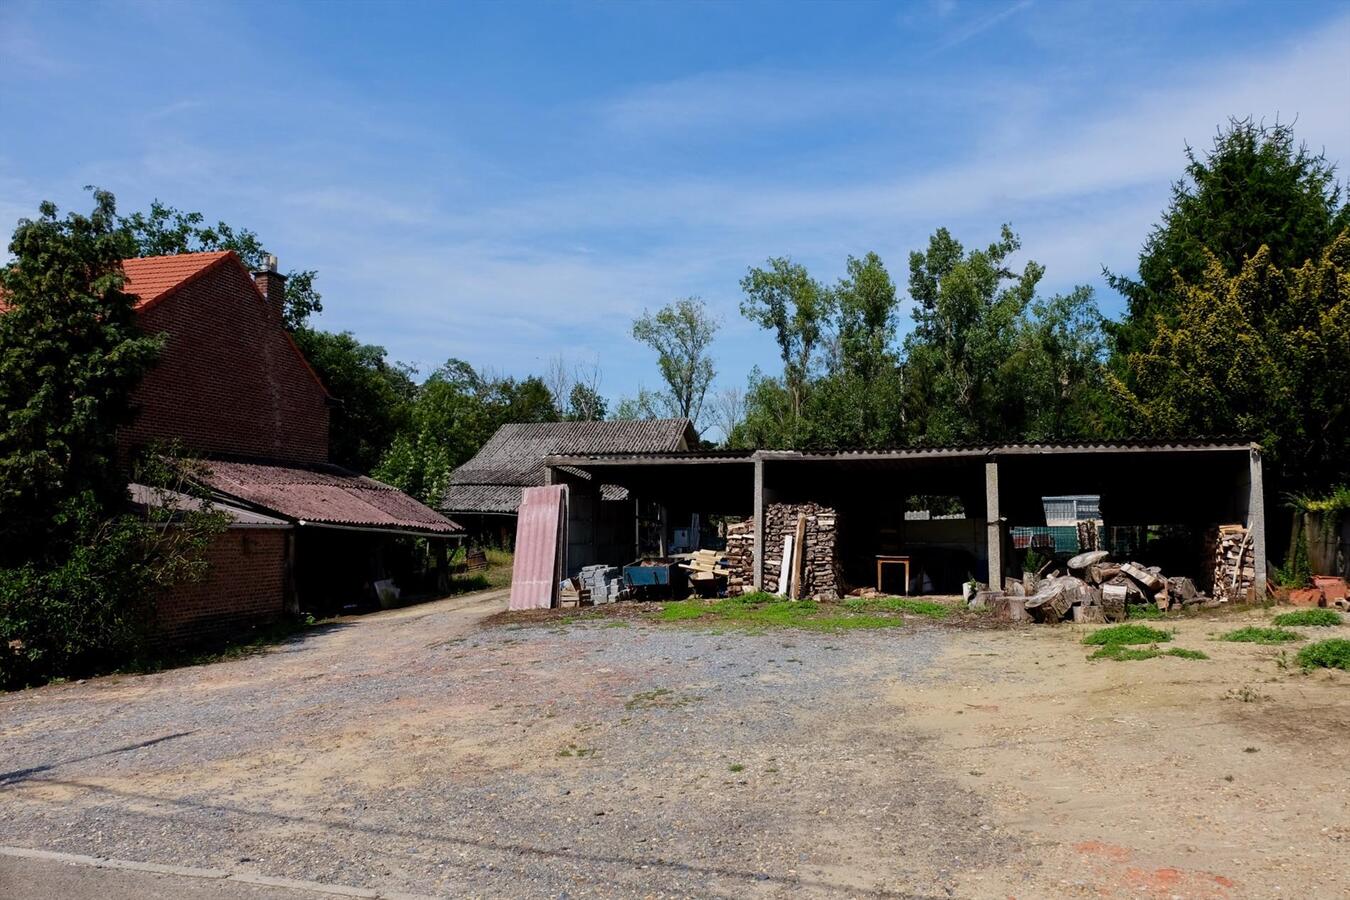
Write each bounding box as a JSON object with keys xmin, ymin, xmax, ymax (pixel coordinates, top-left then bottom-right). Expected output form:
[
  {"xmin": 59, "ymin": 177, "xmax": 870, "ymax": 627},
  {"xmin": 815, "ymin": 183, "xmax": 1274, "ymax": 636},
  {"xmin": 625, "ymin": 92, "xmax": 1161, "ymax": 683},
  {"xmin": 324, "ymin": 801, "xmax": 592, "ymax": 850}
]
[
  {"xmin": 1272, "ymin": 609, "xmax": 1342, "ymax": 627},
  {"xmin": 1082, "ymin": 624, "xmax": 1172, "ymax": 646},
  {"xmin": 1089, "ymin": 644, "xmax": 1207, "ymax": 661},
  {"xmin": 1296, "ymin": 638, "xmax": 1350, "ymax": 670},
  {"xmin": 728, "ymin": 763, "xmax": 745, "ymax": 773},
  {"xmin": 1219, "ymin": 627, "xmax": 1301, "ymax": 644},
  {"xmin": 657, "ymin": 596, "xmax": 911, "ymax": 632},
  {"xmin": 843, "ymin": 596, "xmax": 952, "ymax": 618}
]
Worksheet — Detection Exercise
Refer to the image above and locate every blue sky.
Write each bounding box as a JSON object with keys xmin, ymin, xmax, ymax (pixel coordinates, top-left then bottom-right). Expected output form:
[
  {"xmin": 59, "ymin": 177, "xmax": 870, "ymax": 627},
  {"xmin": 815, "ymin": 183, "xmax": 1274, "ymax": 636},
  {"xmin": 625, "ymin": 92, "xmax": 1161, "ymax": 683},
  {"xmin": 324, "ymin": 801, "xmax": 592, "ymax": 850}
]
[{"xmin": 3, "ymin": 0, "xmax": 1347, "ymax": 420}]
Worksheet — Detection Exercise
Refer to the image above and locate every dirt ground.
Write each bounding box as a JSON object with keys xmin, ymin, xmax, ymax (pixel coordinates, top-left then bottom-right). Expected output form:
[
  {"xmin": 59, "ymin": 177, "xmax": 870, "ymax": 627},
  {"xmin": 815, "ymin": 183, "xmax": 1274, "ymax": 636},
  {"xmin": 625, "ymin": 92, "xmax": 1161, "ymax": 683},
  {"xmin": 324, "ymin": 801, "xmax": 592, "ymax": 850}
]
[{"xmin": 1, "ymin": 591, "xmax": 1346, "ymax": 899}]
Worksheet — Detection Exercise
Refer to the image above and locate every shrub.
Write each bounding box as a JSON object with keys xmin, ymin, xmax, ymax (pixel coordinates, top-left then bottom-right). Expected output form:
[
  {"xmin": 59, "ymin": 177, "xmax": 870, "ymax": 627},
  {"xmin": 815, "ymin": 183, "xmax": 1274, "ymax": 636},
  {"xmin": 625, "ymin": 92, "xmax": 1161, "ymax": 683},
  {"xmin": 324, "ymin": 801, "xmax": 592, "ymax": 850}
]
[
  {"xmin": 1082, "ymin": 624, "xmax": 1172, "ymax": 646},
  {"xmin": 1219, "ymin": 626, "xmax": 1301, "ymax": 644},
  {"xmin": 1272, "ymin": 609, "xmax": 1342, "ymax": 627},
  {"xmin": 1296, "ymin": 638, "xmax": 1350, "ymax": 671},
  {"xmin": 1090, "ymin": 644, "xmax": 1207, "ymax": 661}
]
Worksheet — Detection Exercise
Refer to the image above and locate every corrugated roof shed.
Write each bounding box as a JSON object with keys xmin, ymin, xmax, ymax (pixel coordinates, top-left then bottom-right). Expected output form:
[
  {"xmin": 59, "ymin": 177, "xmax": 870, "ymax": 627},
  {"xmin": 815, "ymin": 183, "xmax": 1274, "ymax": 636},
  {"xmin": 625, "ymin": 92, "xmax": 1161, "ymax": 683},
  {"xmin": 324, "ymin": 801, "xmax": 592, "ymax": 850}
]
[
  {"xmin": 200, "ymin": 459, "xmax": 461, "ymax": 535},
  {"xmin": 443, "ymin": 419, "xmax": 697, "ymax": 514}
]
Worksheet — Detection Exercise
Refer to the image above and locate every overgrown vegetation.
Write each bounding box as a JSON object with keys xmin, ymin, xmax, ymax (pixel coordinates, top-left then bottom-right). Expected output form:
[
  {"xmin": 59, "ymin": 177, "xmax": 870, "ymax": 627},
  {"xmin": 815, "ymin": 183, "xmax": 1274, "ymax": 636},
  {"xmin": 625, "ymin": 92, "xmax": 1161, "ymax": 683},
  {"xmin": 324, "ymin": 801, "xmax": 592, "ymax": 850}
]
[
  {"xmin": 1, "ymin": 194, "xmax": 225, "ymax": 689},
  {"xmin": 1295, "ymin": 638, "xmax": 1350, "ymax": 671},
  {"xmin": 1272, "ymin": 609, "xmax": 1342, "ymax": 627},
  {"xmin": 1082, "ymin": 624, "xmax": 1173, "ymax": 646},
  {"xmin": 1219, "ymin": 626, "xmax": 1302, "ymax": 644}
]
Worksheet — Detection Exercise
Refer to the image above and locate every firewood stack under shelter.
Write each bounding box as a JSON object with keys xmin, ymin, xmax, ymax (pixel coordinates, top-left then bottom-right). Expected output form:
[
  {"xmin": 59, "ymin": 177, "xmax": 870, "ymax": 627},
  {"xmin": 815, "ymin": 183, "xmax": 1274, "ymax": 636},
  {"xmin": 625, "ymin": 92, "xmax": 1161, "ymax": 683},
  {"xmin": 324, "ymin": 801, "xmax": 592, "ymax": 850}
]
[
  {"xmin": 724, "ymin": 518, "xmax": 754, "ymax": 595},
  {"xmin": 761, "ymin": 502, "xmax": 842, "ymax": 601},
  {"xmin": 1207, "ymin": 524, "xmax": 1256, "ymax": 603}
]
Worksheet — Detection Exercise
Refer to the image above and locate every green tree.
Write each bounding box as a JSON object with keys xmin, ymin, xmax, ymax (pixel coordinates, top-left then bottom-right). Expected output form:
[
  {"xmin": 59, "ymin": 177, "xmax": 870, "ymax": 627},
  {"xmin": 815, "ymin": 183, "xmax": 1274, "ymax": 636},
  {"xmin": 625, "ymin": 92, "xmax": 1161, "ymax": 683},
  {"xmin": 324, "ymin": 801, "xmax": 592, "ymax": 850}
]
[
  {"xmin": 1109, "ymin": 118, "xmax": 1349, "ymax": 360},
  {"xmin": 809, "ymin": 252, "xmax": 906, "ymax": 446},
  {"xmin": 0, "ymin": 192, "xmax": 162, "ymax": 560},
  {"xmin": 631, "ymin": 297, "xmax": 718, "ymax": 428},
  {"xmin": 375, "ymin": 361, "xmax": 560, "ymax": 505},
  {"xmin": 904, "ymin": 225, "xmax": 1044, "ymax": 443},
  {"xmin": 1, "ymin": 194, "xmax": 224, "ymax": 687},
  {"xmin": 739, "ymin": 258, "xmax": 832, "ymax": 432},
  {"xmin": 290, "ymin": 328, "xmax": 415, "ymax": 473},
  {"xmin": 118, "ymin": 200, "xmax": 323, "ymax": 330},
  {"xmin": 1110, "ymin": 232, "xmax": 1350, "ymax": 491},
  {"xmin": 566, "ymin": 383, "xmax": 608, "ymax": 421}
]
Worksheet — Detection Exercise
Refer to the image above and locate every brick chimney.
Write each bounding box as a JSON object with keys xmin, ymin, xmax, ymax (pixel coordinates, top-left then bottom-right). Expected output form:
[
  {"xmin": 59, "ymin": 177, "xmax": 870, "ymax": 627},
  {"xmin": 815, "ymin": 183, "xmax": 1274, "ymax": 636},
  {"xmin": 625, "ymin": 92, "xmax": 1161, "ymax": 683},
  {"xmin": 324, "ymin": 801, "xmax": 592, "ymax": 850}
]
[{"xmin": 252, "ymin": 254, "xmax": 286, "ymax": 318}]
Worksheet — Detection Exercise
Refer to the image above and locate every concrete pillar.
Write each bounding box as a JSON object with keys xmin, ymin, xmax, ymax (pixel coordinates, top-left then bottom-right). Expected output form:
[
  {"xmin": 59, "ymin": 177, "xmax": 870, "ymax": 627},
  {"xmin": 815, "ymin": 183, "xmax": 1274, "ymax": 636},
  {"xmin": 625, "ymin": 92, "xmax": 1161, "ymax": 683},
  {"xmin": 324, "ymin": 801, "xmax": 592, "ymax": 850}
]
[
  {"xmin": 1248, "ymin": 446, "xmax": 1266, "ymax": 596},
  {"xmin": 985, "ymin": 460, "xmax": 1002, "ymax": 588},
  {"xmin": 753, "ymin": 456, "xmax": 765, "ymax": 591}
]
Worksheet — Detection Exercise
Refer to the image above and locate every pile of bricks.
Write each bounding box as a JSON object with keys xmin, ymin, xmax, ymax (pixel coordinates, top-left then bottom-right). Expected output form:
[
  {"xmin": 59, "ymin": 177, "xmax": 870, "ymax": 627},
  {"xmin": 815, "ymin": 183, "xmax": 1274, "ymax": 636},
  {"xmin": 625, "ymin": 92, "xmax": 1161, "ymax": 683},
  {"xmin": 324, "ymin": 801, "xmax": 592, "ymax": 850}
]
[
  {"xmin": 724, "ymin": 518, "xmax": 754, "ymax": 595},
  {"xmin": 762, "ymin": 502, "xmax": 841, "ymax": 600},
  {"xmin": 1208, "ymin": 524, "xmax": 1256, "ymax": 602}
]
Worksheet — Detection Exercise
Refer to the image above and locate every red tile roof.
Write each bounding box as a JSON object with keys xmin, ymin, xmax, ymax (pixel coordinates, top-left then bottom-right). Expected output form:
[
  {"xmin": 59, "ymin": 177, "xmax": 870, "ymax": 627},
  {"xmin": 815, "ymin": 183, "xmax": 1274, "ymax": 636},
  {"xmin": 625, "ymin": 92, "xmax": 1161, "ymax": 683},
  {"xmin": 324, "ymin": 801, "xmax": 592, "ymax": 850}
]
[
  {"xmin": 0, "ymin": 250, "xmax": 236, "ymax": 312},
  {"xmin": 121, "ymin": 251, "xmax": 234, "ymax": 308},
  {"xmin": 199, "ymin": 459, "xmax": 462, "ymax": 536}
]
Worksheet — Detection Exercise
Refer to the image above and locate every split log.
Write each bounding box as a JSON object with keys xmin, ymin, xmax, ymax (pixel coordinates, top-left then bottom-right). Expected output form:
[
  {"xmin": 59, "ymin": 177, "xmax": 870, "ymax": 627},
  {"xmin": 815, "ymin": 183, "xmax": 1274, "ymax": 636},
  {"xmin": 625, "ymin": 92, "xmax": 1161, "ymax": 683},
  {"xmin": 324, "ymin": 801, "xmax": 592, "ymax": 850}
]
[
  {"xmin": 990, "ymin": 595, "xmax": 1029, "ymax": 623},
  {"xmin": 1067, "ymin": 549, "xmax": 1110, "ymax": 572},
  {"xmin": 1073, "ymin": 605, "xmax": 1105, "ymax": 624},
  {"xmin": 1121, "ymin": 562, "xmax": 1166, "ymax": 593},
  {"xmin": 1025, "ymin": 583, "xmax": 1072, "ymax": 623}
]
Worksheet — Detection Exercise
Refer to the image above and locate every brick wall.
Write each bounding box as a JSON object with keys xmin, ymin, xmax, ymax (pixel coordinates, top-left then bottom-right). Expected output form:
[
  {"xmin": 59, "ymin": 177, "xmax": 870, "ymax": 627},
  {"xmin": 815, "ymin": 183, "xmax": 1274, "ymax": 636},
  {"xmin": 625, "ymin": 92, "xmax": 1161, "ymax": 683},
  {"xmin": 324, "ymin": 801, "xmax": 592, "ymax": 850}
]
[
  {"xmin": 155, "ymin": 527, "xmax": 290, "ymax": 644},
  {"xmin": 120, "ymin": 261, "xmax": 330, "ymax": 464}
]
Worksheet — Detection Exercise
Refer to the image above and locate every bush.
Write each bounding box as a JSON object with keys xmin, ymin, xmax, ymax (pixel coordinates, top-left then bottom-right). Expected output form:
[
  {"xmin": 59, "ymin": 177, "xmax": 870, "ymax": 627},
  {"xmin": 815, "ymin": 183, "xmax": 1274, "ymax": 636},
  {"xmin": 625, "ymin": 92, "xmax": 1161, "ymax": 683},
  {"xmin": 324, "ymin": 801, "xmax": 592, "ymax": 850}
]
[
  {"xmin": 2, "ymin": 465, "xmax": 226, "ymax": 690},
  {"xmin": 1296, "ymin": 638, "xmax": 1350, "ymax": 671},
  {"xmin": 1219, "ymin": 626, "xmax": 1302, "ymax": 644},
  {"xmin": 1272, "ymin": 609, "xmax": 1342, "ymax": 627},
  {"xmin": 1082, "ymin": 624, "xmax": 1172, "ymax": 646}
]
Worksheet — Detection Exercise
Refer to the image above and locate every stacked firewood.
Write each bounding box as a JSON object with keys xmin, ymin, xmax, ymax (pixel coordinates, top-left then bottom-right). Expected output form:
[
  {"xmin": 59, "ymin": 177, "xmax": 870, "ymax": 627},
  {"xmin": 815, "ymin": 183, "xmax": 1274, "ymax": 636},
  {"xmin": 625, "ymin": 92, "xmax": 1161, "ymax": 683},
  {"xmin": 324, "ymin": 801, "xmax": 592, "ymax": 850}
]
[
  {"xmin": 762, "ymin": 502, "xmax": 841, "ymax": 600},
  {"xmin": 1208, "ymin": 524, "xmax": 1256, "ymax": 602},
  {"xmin": 724, "ymin": 519, "xmax": 755, "ymax": 595}
]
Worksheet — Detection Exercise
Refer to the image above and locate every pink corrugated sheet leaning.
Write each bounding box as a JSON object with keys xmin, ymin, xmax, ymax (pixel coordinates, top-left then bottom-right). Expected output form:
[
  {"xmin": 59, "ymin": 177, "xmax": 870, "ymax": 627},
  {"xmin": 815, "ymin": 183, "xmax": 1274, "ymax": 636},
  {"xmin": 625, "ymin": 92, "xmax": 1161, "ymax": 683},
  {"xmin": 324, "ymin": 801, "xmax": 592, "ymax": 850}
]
[{"xmin": 509, "ymin": 485, "xmax": 568, "ymax": 611}]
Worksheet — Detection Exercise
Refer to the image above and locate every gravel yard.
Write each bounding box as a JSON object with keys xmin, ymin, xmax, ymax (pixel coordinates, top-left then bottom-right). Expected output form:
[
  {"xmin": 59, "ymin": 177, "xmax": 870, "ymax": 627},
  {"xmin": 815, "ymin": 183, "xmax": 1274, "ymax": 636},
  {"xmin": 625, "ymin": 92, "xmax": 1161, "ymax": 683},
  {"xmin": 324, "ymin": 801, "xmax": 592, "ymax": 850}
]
[{"xmin": 2, "ymin": 590, "xmax": 1348, "ymax": 899}]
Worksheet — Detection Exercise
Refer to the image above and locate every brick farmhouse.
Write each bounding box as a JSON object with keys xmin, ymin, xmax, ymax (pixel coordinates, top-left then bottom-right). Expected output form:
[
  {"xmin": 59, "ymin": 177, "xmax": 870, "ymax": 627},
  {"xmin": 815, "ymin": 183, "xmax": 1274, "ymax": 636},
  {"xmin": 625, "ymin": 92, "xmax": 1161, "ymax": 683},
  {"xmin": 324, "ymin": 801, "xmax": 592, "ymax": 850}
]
[{"xmin": 12, "ymin": 250, "xmax": 460, "ymax": 644}]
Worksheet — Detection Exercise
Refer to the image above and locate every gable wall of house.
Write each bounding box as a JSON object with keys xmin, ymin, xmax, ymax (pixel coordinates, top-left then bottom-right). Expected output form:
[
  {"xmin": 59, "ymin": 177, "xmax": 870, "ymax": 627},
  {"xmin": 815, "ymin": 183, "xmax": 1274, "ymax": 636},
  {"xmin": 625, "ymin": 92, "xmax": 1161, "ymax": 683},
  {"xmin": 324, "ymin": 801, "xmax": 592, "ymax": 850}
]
[{"xmin": 119, "ymin": 262, "xmax": 330, "ymax": 464}]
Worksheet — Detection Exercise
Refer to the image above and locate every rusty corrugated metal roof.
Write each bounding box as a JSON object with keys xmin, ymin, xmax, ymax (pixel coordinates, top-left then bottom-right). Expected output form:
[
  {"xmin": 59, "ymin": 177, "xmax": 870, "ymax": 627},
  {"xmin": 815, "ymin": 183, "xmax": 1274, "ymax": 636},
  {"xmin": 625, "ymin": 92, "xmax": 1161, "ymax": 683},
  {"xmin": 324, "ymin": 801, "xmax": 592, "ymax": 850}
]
[
  {"xmin": 509, "ymin": 485, "xmax": 565, "ymax": 610},
  {"xmin": 199, "ymin": 459, "xmax": 461, "ymax": 536}
]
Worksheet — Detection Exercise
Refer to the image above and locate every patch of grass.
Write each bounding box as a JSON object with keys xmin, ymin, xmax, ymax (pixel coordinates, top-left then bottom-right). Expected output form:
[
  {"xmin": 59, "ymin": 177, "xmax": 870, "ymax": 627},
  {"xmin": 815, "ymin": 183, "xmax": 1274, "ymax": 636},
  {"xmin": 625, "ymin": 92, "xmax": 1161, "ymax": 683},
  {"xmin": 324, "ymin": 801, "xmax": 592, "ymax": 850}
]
[
  {"xmin": 843, "ymin": 596, "xmax": 951, "ymax": 618},
  {"xmin": 601, "ymin": 620, "xmax": 630, "ymax": 628},
  {"xmin": 656, "ymin": 594, "xmax": 911, "ymax": 632},
  {"xmin": 1296, "ymin": 638, "xmax": 1350, "ymax": 671},
  {"xmin": 1082, "ymin": 624, "xmax": 1172, "ymax": 646},
  {"xmin": 1089, "ymin": 644, "xmax": 1207, "ymax": 662},
  {"xmin": 1126, "ymin": 603, "xmax": 1165, "ymax": 620},
  {"xmin": 1272, "ymin": 609, "xmax": 1342, "ymax": 627},
  {"xmin": 728, "ymin": 763, "xmax": 745, "ymax": 773},
  {"xmin": 1219, "ymin": 626, "xmax": 1301, "ymax": 644}
]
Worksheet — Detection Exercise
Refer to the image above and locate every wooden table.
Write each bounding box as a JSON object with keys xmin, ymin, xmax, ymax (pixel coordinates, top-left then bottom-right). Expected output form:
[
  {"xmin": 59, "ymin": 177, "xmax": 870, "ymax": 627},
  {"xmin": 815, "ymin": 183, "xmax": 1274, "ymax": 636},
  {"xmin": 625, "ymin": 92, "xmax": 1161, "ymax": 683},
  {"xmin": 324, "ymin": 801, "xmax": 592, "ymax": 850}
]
[{"xmin": 875, "ymin": 555, "xmax": 911, "ymax": 595}]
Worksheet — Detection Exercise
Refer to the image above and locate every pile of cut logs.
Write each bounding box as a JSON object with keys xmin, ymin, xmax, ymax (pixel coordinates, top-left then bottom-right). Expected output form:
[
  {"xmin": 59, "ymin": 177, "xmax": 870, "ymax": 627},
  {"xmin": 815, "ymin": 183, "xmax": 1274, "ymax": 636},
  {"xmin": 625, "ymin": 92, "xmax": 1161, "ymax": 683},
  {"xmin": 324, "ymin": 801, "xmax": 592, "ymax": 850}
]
[
  {"xmin": 724, "ymin": 518, "xmax": 754, "ymax": 595},
  {"xmin": 1208, "ymin": 524, "xmax": 1256, "ymax": 603},
  {"xmin": 762, "ymin": 502, "xmax": 841, "ymax": 601},
  {"xmin": 984, "ymin": 549, "xmax": 1209, "ymax": 624}
]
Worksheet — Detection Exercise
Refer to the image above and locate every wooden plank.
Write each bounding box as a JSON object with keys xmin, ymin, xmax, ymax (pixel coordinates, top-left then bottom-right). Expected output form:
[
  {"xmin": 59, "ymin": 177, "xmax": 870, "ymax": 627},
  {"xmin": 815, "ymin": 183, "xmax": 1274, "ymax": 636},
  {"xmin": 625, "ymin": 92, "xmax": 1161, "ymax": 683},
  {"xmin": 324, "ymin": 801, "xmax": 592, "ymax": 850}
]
[{"xmin": 790, "ymin": 512, "xmax": 807, "ymax": 600}]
